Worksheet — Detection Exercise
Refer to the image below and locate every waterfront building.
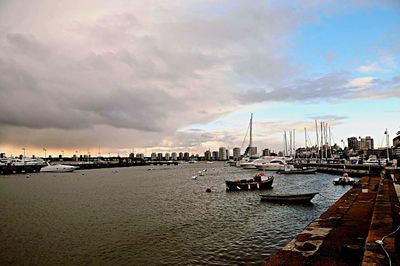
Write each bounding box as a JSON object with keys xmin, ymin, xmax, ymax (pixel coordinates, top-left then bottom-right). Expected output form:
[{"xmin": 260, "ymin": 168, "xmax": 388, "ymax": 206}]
[
  {"xmin": 204, "ymin": 150, "xmax": 211, "ymax": 161},
  {"xmin": 262, "ymin": 148, "xmax": 271, "ymax": 156},
  {"xmin": 165, "ymin": 153, "xmax": 170, "ymax": 160},
  {"xmin": 360, "ymin": 136, "xmax": 374, "ymax": 150},
  {"xmin": 183, "ymin": 152, "xmax": 190, "ymax": 161},
  {"xmin": 226, "ymin": 149, "xmax": 229, "ymax": 160},
  {"xmin": 233, "ymin": 147, "xmax": 240, "ymax": 160},
  {"xmin": 244, "ymin": 146, "xmax": 257, "ymax": 157},
  {"xmin": 394, "ymin": 133, "xmax": 400, "ymax": 147},
  {"xmin": 347, "ymin": 137, "xmax": 360, "ymax": 150},
  {"xmin": 212, "ymin": 151, "xmax": 219, "ymax": 160},
  {"xmin": 218, "ymin": 147, "xmax": 227, "ymax": 161},
  {"xmin": 129, "ymin": 153, "xmax": 135, "ymax": 158},
  {"xmin": 178, "ymin": 152, "xmax": 184, "ymax": 160},
  {"xmin": 171, "ymin": 152, "xmax": 177, "ymax": 160},
  {"xmin": 151, "ymin": 153, "xmax": 157, "ymax": 160},
  {"xmin": 136, "ymin": 153, "xmax": 145, "ymax": 159},
  {"xmin": 157, "ymin": 153, "xmax": 163, "ymax": 161}
]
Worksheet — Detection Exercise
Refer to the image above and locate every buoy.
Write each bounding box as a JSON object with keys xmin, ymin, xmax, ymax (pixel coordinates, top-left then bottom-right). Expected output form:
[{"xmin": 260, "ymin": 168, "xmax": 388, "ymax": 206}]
[{"xmin": 205, "ymin": 188, "xmax": 211, "ymax": 193}]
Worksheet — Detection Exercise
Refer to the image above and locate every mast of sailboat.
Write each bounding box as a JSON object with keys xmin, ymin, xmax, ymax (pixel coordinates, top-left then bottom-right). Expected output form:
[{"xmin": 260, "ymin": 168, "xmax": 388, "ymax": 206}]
[
  {"xmin": 305, "ymin": 128, "xmax": 307, "ymax": 158},
  {"xmin": 293, "ymin": 129, "xmax": 296, "ymax": 158},
  {"xmin": 385, "ymin": 128, "xmax": 389, "ymax": 161},
  {"xmin": 249, "ymin": 113, "xmax": 253, "ymax": 156},
  {"xmin": 315, "ymin": 120, "xmax": 319, "ymax": 160}
]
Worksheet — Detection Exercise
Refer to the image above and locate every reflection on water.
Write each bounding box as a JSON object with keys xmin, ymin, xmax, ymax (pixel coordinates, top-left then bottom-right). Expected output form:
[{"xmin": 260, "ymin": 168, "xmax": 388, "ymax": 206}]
[{"xmin": 0, "ymin": 162, "xmax": 350, "ymax": 265}]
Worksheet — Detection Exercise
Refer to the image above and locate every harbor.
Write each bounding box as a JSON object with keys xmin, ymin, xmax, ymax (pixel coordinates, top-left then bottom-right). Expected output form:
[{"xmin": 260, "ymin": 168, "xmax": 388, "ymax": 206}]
[{"xmin": 0, "ymin": 162, "xmax": 356, "ymax": 265}]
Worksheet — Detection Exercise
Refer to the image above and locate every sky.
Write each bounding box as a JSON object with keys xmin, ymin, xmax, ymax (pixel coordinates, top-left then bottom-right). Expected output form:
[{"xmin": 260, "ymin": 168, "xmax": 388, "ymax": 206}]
[{"xmin": 0, "ymin": 0, "xmax": 399, "ymax": 157}]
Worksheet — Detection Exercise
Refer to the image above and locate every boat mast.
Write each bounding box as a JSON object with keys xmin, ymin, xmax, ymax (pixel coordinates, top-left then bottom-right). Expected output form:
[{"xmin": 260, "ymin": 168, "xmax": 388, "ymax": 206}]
[
  {"xmin": 315, "ymin": 120, "xmax": 319, "ymax": 160},
  {"xmin": 283, "ymin": 131, "xmax": 287, "ymax": 156},
  {"xmin": 385, "ymin": 129, "xmax": 389, "ymax": 161},
  {"xmin": 249, "ymin": 113, "xmax": 253, "ymax": 155},
  {"xmin": 305, "ymin": 128, "xmax": 307, "ymax": 159},
  {"xmin": 293, "ymin": 129, "xmax": 296, "ymax": 158},
  {"xmin": 320, "ymin": 122, "xmax": 324, "ymax": 160}
]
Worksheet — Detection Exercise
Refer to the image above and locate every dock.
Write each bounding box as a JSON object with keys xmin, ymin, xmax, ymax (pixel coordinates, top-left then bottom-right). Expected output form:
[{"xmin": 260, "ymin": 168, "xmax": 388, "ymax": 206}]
[
  {"xmin": 300, "ymin": 163, "xmax": 383, "ymax": 177},
  {"xmin": 0, "ymin": 160, "xmax": 179, "ymax": 175},
  {"xmin": 264, "ymin": 169, "xmax": 400, "ymax": 265}
]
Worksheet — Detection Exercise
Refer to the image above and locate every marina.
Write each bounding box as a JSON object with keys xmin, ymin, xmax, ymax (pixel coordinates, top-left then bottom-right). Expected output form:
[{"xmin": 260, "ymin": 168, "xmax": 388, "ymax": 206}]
[{"xmin": 0, "ymin": 162, "xmax": 354, "ymax": 266}]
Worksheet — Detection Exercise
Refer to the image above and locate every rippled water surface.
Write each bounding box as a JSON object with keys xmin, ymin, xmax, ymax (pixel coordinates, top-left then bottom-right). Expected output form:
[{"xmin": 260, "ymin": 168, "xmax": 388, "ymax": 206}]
[{"xmin": 0, "ymin": 162, "xmax": 351, "ymax": 265}]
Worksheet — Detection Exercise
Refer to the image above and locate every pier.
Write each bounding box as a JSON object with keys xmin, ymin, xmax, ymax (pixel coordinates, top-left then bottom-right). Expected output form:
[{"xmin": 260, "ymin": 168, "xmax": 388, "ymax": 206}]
[
  {"xmin": 300, "ymin": 163, "xmax": 383, "ymax": 177},
  {"xmin": 264, "ymin": 169, "xmax": 400, "ymax": 265},
  {"xmin": 0, "ymin": 160, "xmax": 179, "ymax": 175}
]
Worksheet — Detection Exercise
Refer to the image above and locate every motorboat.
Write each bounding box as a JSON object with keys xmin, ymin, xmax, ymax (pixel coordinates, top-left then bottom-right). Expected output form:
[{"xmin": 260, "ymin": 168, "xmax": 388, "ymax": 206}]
[
  {"xmin": 333, "ymin": 173, "xmax": 355, "ymax": 185},
  {"xmin": 225, "ymin": 172, "xmax": 273, "ymax": 192},
  {"xmin": 255, "ymin": 158, "xmax": 292, "ymax": 171},
  {"xmin": 260, "ymin": 192, "xmax": 318, "ymax": 203},
  {"xmin": 40, "ymin": 163, "xmax": 79, "ymax": 173},
  {"xmin": 238, "ymin": 157, "xmax": 257, "ymax": 169},
  {"xmin": 277, "ymin": 167, "xmax": 317, "ymax": 175}
]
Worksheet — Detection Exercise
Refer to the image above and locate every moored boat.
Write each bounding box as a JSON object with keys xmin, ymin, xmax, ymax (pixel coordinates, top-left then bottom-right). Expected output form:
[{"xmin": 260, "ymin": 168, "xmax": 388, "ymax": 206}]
[
  {"xmin": 225, "ymin": 172, "xmax": 273, "ymax": 192},
  {"xmin": 40, "ymin": 163, "xmax": 79, "ymax": 173},
  {"xmin": 260, "ymin": 192, "xmax": 318, "ymax": 203},
  {"xmin": 277, "ymin": 167, "xmax": 317, "ymax": 175}
]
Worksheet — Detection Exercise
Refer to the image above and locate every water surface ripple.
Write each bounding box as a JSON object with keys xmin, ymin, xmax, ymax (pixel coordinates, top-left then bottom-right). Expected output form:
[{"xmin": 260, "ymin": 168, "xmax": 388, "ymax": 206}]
[{"xmin": 0, "ymin": 162, "xmax": 351, "ymax": 265}]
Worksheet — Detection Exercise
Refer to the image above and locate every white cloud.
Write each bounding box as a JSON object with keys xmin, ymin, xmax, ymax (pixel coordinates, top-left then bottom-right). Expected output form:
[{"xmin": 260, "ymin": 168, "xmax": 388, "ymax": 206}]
[
  {"xmin": 346, "ymin": 77, "xmax": 376, "ymax": 91},
  {"xmin": 357, "ymin": 63, "xmax": 382, "ymax": 73}
]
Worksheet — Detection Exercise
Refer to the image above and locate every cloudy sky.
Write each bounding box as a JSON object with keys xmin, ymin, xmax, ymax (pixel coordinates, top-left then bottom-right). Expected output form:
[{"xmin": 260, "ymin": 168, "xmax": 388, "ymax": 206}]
[{"xmin": 0, "ymin": 0, "xmax": 399, "ymax": 157}]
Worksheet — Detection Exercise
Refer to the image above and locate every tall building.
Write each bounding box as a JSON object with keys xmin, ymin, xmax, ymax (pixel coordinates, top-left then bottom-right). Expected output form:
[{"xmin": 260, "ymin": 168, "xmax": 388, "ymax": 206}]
[
  {"xmin": 178, "ymin": 152, "xmax": 184, "ymax": 160},
  {"xmin": 212, "ymin": 151, "xmax": 219, "ymax": 160},
  {"xmin": 204, "ymin": 150, "xmax": 211, "ymax": 161},
  {"xmin": 347, "ymin": 137, "xmax": 359, "ymax": 150},
  {"xmin": 262, "ymin": 148, "xmax": 271, "ymax": 156},
  {"xmin": 171, "ymin": 152, "xmax": 177, "ymax": 160},
  {"xmin": 219, "ymin": 147, "xmax": 227, "ymax": 160},
  {"xmin": 183, "ymin": 152, "xmax": 190, "ymax": 161},
  {"xmin": 233, "ymin": 147, "xmax": 241, "ymax": 160},
  {"xmin": 165, "ymin": 153, "xmax": 170, "ymax": 160},
  {"xmin": 151, "ymin": 153, "xmax": 157, "ymax": 160},
  {"xmin": 360, "ymin": 136, "xmax": 374, "ymax": 150},
  {"xmin": 135, "ymin": 153, "xmax": 145, "ymax": 159}
]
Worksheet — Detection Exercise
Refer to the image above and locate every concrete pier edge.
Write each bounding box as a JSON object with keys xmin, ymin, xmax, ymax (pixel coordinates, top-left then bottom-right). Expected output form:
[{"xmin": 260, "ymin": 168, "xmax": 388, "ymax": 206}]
[{"xmin": 264, "ymin": 169, "xmax": 400, "ymax": 266}]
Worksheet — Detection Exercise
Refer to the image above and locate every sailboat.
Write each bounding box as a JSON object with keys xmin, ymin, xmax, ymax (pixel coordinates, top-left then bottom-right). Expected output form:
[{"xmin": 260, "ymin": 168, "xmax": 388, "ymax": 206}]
[{"xmin": 239, "ymin": 113, "xmax": 258, "ymax": 169}]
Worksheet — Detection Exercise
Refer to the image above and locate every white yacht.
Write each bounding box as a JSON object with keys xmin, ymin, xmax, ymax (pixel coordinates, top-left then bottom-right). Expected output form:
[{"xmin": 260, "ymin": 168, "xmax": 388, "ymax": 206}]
[
  {"xmin": 40, "ymin": 163, "xmax": 78, "ymax": 173},
  {"xmin": 238, "ymin": 157, "xmax": 257, "ymax": 169},
  {"xmin": 254, "ymin": 157, "xmax": 292, "ymax": 171}
]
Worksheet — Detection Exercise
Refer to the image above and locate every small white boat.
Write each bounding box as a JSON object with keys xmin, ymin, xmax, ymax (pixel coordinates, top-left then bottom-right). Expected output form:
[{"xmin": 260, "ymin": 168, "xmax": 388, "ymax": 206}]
[{"xmin": 40, "ymin": 163, "xmax": 78, "ymax": 173}]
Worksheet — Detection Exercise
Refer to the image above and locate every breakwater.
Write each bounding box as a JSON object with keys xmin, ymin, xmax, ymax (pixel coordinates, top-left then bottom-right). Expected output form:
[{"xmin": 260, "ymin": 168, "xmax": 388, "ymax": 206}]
[{"xmin": 264, "ymin": 170, "xmax": 400, "ymax": 265}]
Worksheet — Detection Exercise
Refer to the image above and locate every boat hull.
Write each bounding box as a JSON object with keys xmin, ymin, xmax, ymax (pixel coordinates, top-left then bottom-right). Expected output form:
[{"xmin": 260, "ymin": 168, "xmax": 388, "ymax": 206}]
[
  {"xmin": 277, "ymin": 168, "xmax": 317, "ymax": 175},
  {"xmin": 225, "ymin": 177, "xmax": 273, "ymax": 192},
  {"xmin": 260, "ymin": 192, "xmax": 318, "ymax": 203}
]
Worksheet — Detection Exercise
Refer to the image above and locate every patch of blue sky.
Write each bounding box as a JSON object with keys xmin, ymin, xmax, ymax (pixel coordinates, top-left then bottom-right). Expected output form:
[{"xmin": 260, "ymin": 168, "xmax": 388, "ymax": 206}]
[{"xmin": 286, "ymin": 6, "xmax": 400, "ymax": 80}]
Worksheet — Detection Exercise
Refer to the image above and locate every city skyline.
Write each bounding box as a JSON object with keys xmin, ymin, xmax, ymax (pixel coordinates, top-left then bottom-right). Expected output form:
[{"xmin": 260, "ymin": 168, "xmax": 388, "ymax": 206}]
[{"xmin": 1, "ymin": 1, "xmax": 400, "ymax": 157}]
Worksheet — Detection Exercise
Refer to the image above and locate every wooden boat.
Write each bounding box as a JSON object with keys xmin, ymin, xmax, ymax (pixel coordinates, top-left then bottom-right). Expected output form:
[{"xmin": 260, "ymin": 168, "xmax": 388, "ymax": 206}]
[
  {"xmin": 259, "ymin": 192, "xmax": 318, "ymax": 203},
  {"xmin": 277, "ymin": 167, "xmax": 317, "ymax": 175},
  {"xmin": 225, "ymin": 172, "xmax": 273, "ymax": 192}
]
